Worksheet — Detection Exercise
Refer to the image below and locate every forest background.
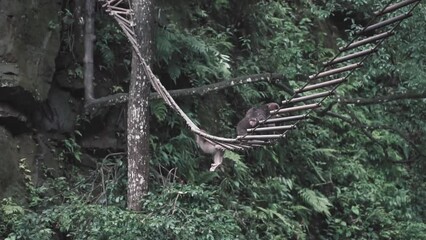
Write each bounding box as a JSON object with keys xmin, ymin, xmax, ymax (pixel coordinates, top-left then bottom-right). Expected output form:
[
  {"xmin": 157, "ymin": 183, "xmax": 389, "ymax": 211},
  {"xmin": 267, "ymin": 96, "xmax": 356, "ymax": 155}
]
[{"xmin": 0, "ymin": 0, "xmax": 425, "ymax": 239}]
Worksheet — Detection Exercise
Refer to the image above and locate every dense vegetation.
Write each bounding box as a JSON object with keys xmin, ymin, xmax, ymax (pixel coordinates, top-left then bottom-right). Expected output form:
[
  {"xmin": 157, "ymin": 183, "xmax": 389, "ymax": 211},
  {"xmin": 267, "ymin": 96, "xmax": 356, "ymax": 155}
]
[{"xmin": 1, "ymin": 0, "xmax": 425, "ymax": 239}]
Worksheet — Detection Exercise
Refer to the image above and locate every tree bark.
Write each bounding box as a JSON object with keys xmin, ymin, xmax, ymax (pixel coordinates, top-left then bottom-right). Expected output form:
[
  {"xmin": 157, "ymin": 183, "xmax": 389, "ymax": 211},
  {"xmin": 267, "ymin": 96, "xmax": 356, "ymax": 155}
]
[
  {"xmin": 127, "ymin": 0, "xmax": 154, "ymax": 211},
  {"xmin": 83, "ymin": 0, "xmax": 95, "ymax": 102},
  {"xmin": 73, "ymin": 0, "xmax": 85, "ymax": 59}
]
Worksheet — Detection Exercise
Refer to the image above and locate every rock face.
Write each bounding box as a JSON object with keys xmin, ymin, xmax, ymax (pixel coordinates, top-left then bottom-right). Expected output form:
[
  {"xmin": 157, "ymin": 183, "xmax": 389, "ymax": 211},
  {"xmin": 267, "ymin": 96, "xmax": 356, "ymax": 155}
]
[
  {"xmin": 33, "ymin": 84, "xmax": 80, "ymax": 133},
  {"xmin": 0, "ymin": 127, "xmax": 29, "ymax": 203},
  {"xmin": 0, "ymin": 0, "xmax": 127, "ymax": 202},
  {"xmin": 0, "ymin": 0, "xmax": 62, "ymax": 104},
  {"xmin": 0, "ymin": 0, "xmax": 63, "ymax": 201}
]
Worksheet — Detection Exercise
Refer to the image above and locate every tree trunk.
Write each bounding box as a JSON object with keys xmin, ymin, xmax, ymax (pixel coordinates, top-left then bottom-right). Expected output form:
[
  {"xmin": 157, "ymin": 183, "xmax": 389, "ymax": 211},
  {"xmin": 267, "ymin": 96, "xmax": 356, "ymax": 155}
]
[
  {"xmin": 73, "ymin": 0, "xmax": 85, "ymax": 60},
  {"xmin": 127, "ymin": 0, "xmax": 154, "ymax": 211},
  {"xmin": 83, "ymin": 0, "xmax": 95, "ymax": 102}
]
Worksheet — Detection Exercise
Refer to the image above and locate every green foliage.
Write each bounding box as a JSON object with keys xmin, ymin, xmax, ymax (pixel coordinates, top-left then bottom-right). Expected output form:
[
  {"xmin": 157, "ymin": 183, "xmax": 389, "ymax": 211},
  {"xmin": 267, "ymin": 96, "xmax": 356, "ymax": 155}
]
[
  {"xmin": 156, "ymin": 24, "xmax": 233, "ymax": 83},
  {"xmin": 298, "ymin": 188, "xmax": 332, "ymax": 217},
  {"xmin": 95, "ymin": 20, "xmax": 129, "ymax": 68},
  {"xmin": 62, "ymin": 136, "xmax": 82, "ymax": 162},
  {"xmin": 150, "ymin": 100, "xmax": 169, "ymax": 122},
  {"xmin": 1, "ymin": 184, "xmax": 243, "ymax": 240}
]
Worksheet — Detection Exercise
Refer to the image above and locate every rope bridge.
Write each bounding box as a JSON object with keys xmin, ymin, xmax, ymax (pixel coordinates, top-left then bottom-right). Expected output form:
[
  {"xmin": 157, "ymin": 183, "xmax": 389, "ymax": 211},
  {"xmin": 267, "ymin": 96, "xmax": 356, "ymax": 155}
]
[{"xmin": 99, "ymin": 0, "xmax": 422, "ymax": 151}]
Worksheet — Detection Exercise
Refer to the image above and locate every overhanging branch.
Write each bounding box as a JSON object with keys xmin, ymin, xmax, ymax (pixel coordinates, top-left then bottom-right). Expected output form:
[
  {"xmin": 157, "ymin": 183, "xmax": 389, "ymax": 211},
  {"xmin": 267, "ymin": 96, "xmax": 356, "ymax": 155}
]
[
  {"xmin": 320, "ymin": 108, "xmax": 424, "ymax": 160},
  {"xmin": 150, "ymin": 73, "xmax": 286, "ymax": 99},
  {"xmin": 85, "ymin": 72, "xmax": 289, "ymax": 110}
]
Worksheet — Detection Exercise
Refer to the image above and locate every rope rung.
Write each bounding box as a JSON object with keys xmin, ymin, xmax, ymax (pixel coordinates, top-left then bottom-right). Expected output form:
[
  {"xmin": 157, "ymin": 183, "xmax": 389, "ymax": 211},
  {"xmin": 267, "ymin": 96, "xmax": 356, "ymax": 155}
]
[
  {"xmin": 277, "ymin": 103, "xmax": 320, "ymax": 114},
  {"xmin": 296, "ymin": 77, "xmax": 346, "ymax": 93},
  {"xmin": 375, "ymin": 0, "xmax": 420, "ymax": 16},
  {"xmin": 264, "ymin": 115, "xmax": 307, "ymax": 124},
  {"xmin": 214, "ymin": 141, "xmax": 248, "ymax": 151},
  {"xmin": 340, "ymin": 31, "xmax": 393, "ymax": 51},
  {"xmin": 309, "ymin": 63, "xmax": 362, "ymax": 80},
  {"xmin": 245, "ymin": 140, "xmax": 270, "ymax": 145},
  {"xmin": 325, "ymin": 48, "xmax": 377, "ymax": 66},
  {"xmin": 248, "ymin": 125, "xmax": 296, "ymax": 133},
  {"xmin": 237, "ymin": 134, "xmax": 285, "ymax": 140},
  {"xmin": 359, "ymin": 13, "xmax": 412, "ymax": 34},
  {"xmin": 283, "ymin": 91, "xmax": 334, "ymax": 104}
]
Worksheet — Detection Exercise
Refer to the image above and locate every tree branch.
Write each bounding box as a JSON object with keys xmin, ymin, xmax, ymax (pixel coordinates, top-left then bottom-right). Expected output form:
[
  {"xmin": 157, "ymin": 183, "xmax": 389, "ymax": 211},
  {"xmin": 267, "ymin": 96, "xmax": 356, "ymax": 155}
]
[
  {"xmin": 337, "ymin": 90, "xmax": 426, "ymax": 106},
  {"xmin": 368, "ymin": 124, "xmax": 425, "ymax": 157},
  {"xmin": 85, "ymin": 72, "xmax": 288, "ymax": 110},
  {"xmin": 321, "ymin": 109, "xmax": 424, "ymax": 160},
  {"xmin": 319, "ymin": 109, "xmax": 389, "ymax": 159},
  {"xmin": 150, "ymin": 72, "xmax": 286, "ymax": 99}
]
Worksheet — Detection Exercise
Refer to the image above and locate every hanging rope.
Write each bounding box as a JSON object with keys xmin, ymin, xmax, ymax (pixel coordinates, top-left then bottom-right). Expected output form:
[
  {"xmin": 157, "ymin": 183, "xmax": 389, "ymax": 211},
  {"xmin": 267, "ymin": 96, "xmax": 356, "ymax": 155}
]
[{"xmin": 98, "ymin": 0, "xmax": 422, "ymax": 151}]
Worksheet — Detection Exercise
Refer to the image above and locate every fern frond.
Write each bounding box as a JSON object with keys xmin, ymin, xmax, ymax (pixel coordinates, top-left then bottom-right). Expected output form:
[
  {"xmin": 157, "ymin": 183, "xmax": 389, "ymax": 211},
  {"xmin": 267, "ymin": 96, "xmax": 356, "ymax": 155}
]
[
  {"xmin": 299, "ymin": 188, "xmax": 332, "ymax": 217},
  {"xmin": 150, "ymin": 100, "xmax": 168, "ymax": 122},
  {"xmin": 225, "ymin": 151, "xmax": 248, "ymax": 174}
]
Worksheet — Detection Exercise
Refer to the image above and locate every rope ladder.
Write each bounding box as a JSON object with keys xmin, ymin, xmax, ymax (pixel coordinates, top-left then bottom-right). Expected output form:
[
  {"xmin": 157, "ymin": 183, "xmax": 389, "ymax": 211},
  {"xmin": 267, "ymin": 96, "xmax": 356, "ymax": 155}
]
[{"xmin": 98, "ymin": 0, "xmax": 422, "ymax": 151}]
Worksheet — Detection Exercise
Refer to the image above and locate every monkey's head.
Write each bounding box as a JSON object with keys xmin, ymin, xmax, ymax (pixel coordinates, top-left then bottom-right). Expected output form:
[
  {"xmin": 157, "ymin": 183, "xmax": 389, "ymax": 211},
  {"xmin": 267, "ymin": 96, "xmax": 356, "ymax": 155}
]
[
  {"xmin": 267, "ymin": 103, "xmax": 280, "ymax": 111},
  {"xmin": 249, "ymin": 118, "xmax": 258, "ymax": 127}
]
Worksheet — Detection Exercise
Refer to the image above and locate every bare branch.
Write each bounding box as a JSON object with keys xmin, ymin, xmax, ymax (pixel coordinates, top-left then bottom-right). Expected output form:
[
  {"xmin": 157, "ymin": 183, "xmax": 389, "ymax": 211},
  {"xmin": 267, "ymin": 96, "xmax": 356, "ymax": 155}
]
[
  {"xmin": 150, "ymin": 73, "xmax": 286, "ymax": 99},
  {"xmin": 368, "ymin": 124, "xmax": 425, "ymax": 157},
  {"xmin": 321, "ymin": 109, "xmax": 424, "ymax": 159},
  {"xmin": 319, "ymin": 109, "xmax": 389, "ymax": 159},
  {"xmin": 85, "ymin": 73, "xmax": 289, "ymax": 110},
  {"xmin": 85, "ymin": 93, "xmax": 128, "ymax": 111}
]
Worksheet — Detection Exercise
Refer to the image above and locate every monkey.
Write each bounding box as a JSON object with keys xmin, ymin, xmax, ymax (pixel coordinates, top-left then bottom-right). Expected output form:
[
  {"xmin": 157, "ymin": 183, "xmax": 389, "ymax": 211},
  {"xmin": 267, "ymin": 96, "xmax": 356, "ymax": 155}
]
[
  {"xmin": 236, "ymin": 102, "xmax": 280, "ymax": 136},
  {"xmin": 246, "ymin": 102, "xmax": 280, "ymax": 122},
  {"xmin": 249, "ymin": 102, "xmax": 280, "ymax": 128},
  {"xmin": 195, "ymin": 131, "xmax": 224, "ymax": 171},
  {"xmin": 236, "ymin": 117, "xmax": 259, "ymax": 135}
]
